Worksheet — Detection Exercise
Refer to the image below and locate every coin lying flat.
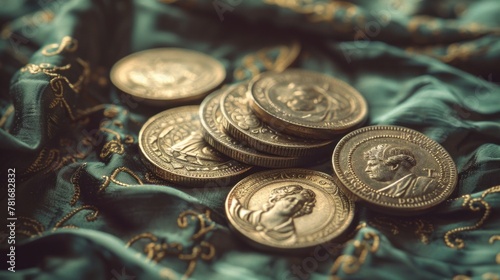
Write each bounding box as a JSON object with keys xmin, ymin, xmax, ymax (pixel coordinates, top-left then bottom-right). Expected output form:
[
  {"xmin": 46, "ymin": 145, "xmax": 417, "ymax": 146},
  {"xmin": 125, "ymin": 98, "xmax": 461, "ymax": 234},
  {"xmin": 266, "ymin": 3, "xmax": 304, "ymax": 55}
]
[
  {"xmin": 225, "ymin": 168, "xmax": 355, "ymax": 252},
  {"xmin": 139, "ymin": 106, "xmax": 251, "ymax": 187},
  {"xmin": 332, "ymin": 125, "xmax": 457, "ymax": 214},
  {"xmin": 199, "ymin": 88, "xmax": 306, "ymax": 168},
  {"xmin": 220, "ymin": 82, "xmax": 335, "ymax": 157},
  {"xmin": 248, "ymin": 69, "xmax": 368, "ymax": 139},
  {"xmin": 111, "ymin": 48, "xmax": 226, "ymax": 106}
]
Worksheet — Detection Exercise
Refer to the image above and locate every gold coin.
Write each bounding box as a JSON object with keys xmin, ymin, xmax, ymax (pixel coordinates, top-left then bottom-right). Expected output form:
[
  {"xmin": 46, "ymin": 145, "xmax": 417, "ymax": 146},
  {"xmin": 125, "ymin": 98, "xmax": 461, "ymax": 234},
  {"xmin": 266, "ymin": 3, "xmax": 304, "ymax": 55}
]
[
  {"xmin": 139, "ymin": 106, "xmax": 251, "ymax": 187},
  {"xmin": 110, "ymin": 48, "xmax": 226, "ymax": 106},
  {"xmin": 332, "ymin": 125, "xmax": 458, "ymax": 214},
  {"xmin": 220, "ymin": 82, "xmax": 335, "ymax": 157},
  {"xmin": 249, "ymin": 69, "xmax": 368, "ymax": 139},
  {"xmin": 225, "ymin": 168, "xmax": 355, "ymax": 252},
  {"xmin": 199, "ymin": 88, "xmax": 307, "ymax": 168}
]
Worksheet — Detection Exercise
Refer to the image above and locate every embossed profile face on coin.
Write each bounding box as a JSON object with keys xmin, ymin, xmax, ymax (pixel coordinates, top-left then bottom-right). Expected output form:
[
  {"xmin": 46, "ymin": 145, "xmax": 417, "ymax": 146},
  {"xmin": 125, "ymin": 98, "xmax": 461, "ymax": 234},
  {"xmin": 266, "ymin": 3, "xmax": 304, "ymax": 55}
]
[
  {"xmin": 139, "ymin": 106, "xmax": 251, "ymax": 186},
  {"xmin": 249, "ymin": 69, "xmax": 367, "ymax": 138},
  {"xmin": 333, "ymin": 126, "xmax": 457, "ymax": 214},
  {"xmin": 220, "ymin": 82, "xmax": 334, "ymax": 157},
  {"xmin": 199, "ymin": 88, "xmax": 305, "ymax": 168},
  {"xmin": 111, "ymin": 48, "xmax": 226, "ymax": 106},
  {"xmin": 226, "ymin": 169, "xmax": 355, "ymax": 251}
]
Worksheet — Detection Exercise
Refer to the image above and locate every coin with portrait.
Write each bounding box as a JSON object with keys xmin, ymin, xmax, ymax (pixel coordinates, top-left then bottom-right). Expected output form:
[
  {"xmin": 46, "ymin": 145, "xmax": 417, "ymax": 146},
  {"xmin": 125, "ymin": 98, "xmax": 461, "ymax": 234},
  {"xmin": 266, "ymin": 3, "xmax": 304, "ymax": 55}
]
[
  {"xmin": 139, "ymin": 106, "xmax": 251, "ymax": 187},
  {"xmin": 111, "ymin": 48, "xmax": 225, "ymax": 106},
  {"xmin": 225, "ymin": 169, "xmax": 355, "ymax": 251},
  {"xmin": 199, "ymin": 88, "xmax": 307, "ymax": 168},
  {"xmin": 220, "ymin": 82, "xmax": 335, "ymax": 157},
  {"xmin": 332, "ymin": 125, "xmax": 457, "ymax": 214},
  {"xmin": 249, "ymin": 69, "xmax": 368, "ymax": 139}
]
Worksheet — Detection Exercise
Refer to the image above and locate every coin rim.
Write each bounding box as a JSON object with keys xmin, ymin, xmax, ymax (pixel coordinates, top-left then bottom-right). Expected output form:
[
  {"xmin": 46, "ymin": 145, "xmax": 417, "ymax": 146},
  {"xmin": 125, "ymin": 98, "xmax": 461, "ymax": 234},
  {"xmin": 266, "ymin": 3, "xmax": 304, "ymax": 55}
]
[
  {"xmin": 225, "ymin": 168, "xmax": 355, "ymax": 250},
  {"xmin": 220, "ymin": 83, "xmax": 335, "ymax": 157},
  {"xmin": 248, "ymin": 69, "xmax": 368, "ymax": 139},
  {"xmin": 332, "ymin": 125, "xmax": 458, "ymax": 213},
  {"xmin": 110, "ymin": 48, "xmax": 226, "ymax": 104},
  {"xmin": 199, "ymin": 88, "xmax": 311, "ymax": 168}
]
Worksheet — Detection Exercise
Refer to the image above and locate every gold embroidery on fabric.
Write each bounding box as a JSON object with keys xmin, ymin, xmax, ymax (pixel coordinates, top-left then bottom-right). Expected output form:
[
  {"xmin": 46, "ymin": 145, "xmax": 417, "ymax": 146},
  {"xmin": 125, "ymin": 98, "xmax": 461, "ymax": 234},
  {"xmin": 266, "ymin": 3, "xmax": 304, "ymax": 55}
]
[
  {"xmin": 145, "ymin": 172, "xmax": 169, "ymax": 185},
  {"xmin": 20, "ymin": 36, "xmax": 90, "ymax": 120},
  {"xmin": 159, "ymin": 268, "xmax": 179, "ymax": 280},
  {"xmin": 42, "ymin": 36, "xmax": 78, "ymax": 56},
  {"xmin": 453, "ymin": 276, "xmax": 471, "ymax": 280},
  {"xmin": 407, "ymin": 17, "xmax": 497, "ymax": 43},
  {"xmin": 127, "ymin": 233, "xmax": 159, "ymax": 247},
  {"xmin": 126, "ymin": 209, "xmax": 216, "ymax": 280},
  {"xmin": 178, "ymin": 210, "xmax": 216, "ymax": 240},
  {"xmin": 444, "ymin": 186, "xmax": 500, "ymax": 249},
  {"xmin": 99, "ymin": 126, "xmax": 134, "ymax": 159},
  {"xmin": 233, "ymin": 40, "xmax": 301, "ymax": 81},
  {"xmin": 0, "ymin": 10, "xmax": 55, "ymax": 64},
  {"xmin": 406, "ymin": 42, "xmax": 489, "ymax": 64},
  {"xmin": 369, "ymin": 217, "xmax": 434, "ymax": 244},
  {"xmin": 263, "ymin": 0, "xmax": 363, "ymax": 32},
  {"xmin": 483, "ymin": 273, "xmax": 500, "ymax": 280},
  {"xmin": 0, "ymin": 105, "xmax": 14, "ymax": 128},
  {"xmin": 103, "ymin": 106, "xmax": 120, "ymax": 118},
  {"xmin": 53, "ymin": 205, "xmax": 99, "ymax": 230},
  {"xmin": 454, "ymin": 274, "xmax": 500, "ymax": 280},
  {"xmin": 98, "ymin": 167, "xmax": 144, "ymax": 193},
  {"xmin": 489, "ymin": 235, "xmax": 500, "ymax": 264},
  {"xmin": 15, "ymin": 217, "xmax": 45, "ymax": 238},
  {"xmin": 22, "ymin": 147, "xmax": 59, "ymax": 175},
  {"xmin": 70, "ymin": 163, "xmax": 87, "ymax": 206},
  {"xmin": 330, "ymin": 231, "xmax": 379, "ymax": 279},
  {"xmin": 21, "ymin": 57, "xmax": 90, "ymax": 120}
]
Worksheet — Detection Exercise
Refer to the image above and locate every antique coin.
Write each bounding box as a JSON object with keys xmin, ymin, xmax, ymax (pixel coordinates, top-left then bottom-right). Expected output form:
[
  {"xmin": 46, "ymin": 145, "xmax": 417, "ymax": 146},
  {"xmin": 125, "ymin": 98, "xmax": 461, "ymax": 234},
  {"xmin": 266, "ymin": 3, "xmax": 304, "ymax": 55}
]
[
  {"xmin": 332, "ymin": 125, "xmax": 457, "ymax": 214},
  {"xmin": 225, "ymin": 168, "xmax": 355, "ymax": 251},
  {"xmin": 249, "ymin": 69, "xmax": 368, "ymax": 139},
  {"xmin": 139, "ymin": 106, "xmax": 251, "ymax": 187},
  {"xmin": 111, "ymin": 48, "xmax": 226, "ymax": 106},
  {"xmin": 220, "ymin": 82, "xmax": 335, "ymax": 157},
  {"xmin": 199, "ymin": 88, "xmax": 307, "ymax": 168}
]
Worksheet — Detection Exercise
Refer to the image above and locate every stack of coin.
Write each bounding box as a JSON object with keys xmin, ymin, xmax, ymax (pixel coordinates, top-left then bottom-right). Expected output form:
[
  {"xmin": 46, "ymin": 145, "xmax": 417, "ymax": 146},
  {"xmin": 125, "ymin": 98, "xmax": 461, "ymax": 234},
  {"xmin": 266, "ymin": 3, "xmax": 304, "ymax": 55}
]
[
  {"xmin": 248, "ymin": 69, "xmax": 368, "ymax": 138},
  {"xmin": 138, "ymin": 106, "xmax": 252, "ymax": 187},
  {"xmin": 116, "ymin": 49, "xmax": 368, "ymax": 184},
  {"xmin": 110, "ymin": 48, "xmax": 226, "ymax": 107},
  {"xmin": 331, "ymin": 125, "xmax": 458, "ymax": 215},
  {"xmin": 198, "ymin": 69, "xmax": 369, "ymax": 168}
]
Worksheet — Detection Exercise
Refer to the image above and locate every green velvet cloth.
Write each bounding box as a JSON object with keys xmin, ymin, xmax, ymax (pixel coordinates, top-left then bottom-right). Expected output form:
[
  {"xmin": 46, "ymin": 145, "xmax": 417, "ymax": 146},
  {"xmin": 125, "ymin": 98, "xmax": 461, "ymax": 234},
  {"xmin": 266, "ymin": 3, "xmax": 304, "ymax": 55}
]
[{"xmin": 1, "ymin": 0, "xmax": 500, "ymax": 279}]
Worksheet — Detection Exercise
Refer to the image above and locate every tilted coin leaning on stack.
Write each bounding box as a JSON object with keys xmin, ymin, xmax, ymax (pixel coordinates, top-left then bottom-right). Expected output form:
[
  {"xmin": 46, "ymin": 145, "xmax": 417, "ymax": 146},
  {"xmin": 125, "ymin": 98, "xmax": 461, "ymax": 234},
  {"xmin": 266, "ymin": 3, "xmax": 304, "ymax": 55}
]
[{"xmin": 111, "ymin": 48, "xmax": 458, "ymax": 251}]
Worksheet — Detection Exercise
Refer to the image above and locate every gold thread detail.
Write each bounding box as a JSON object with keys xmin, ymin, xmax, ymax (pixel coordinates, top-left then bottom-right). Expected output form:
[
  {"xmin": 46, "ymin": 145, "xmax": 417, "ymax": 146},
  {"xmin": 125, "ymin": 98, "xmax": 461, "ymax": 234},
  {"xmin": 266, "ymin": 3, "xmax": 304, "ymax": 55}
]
[
  {"xmin": 233, "ymin": 40, "xmax": 300, "ymax": 81},
  {"xmin": 444, "ymin": 186, "xmax": 500, "ymax": 249},
  {"xmin": 330, "ymin": 231, "xmax": 379, "ymax": 279},
  {"xmin": 369, "ymin": 217, "xmax": 434, "ymax": 244},
  {"xmin": 98, "ymin": 167, "xmax": 144, "ymax": 193},
  {"xmin": 489, "ymin": 235, "xmax": 500, "ymax": 264},
  {"xmin": 53, "ymin": 205, "xmax": 99, "ymax": 230},
  {"xmin": 42, "ymin": 36, "xmax": 78, "ymax": 56},
  {"xmin": 14, "ymin": 216, "xmax": 45, "ymax": 238},
  {"xmin": 0, "ymin": 105, "xmax": 14, "ymax": 128},
  {"xmin": 126, "ymin": 209, "xmax": 216, "ymax": 280},
  {"xmin": 70, "ymin": 163, "xmax": 87, "ymax": 206}
]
